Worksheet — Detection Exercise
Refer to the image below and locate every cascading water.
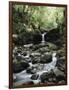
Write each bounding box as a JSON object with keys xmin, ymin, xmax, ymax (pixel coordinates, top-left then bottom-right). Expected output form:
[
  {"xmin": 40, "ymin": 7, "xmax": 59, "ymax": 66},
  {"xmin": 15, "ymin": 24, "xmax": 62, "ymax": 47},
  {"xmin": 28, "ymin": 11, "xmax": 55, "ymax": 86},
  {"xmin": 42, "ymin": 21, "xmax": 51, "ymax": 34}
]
[
  {"xmin": 41, "ymin": 32, "xmax": 46, "ymax": 44},
  {"xmin": 13, "ymin": 52, "xmax": 57, "ymax": 87}
]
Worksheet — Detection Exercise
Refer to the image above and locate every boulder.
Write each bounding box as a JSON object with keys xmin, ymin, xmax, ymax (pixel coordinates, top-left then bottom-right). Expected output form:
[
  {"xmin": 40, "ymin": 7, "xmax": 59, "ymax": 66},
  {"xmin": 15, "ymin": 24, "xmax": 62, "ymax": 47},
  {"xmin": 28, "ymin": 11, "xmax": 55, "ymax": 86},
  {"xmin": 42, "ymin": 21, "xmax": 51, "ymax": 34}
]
[
  {"xmin": 31, "ymin": 74, "xmax": 39, "ymax": 80},
  {"xmin": 56, "ymin": 75, "xmax": 65, "ymax": 83},
  {"xmin": 44, "ymin": 28, "xmax": 60, "ymax": 44},
  {"xmin": 53, "ymin": 67, "xmax": 64, "ymax": 76},
  {"xmin": 40, "ymin": 72, "xmax": 49, "ymax": 83},
  {"xmin": 53, "ymin": 67, "xmax": 65, "ymax": 82},
  {"xmin": 40, "ymin": 54, "xmax": 52, "ymax": 63},
  {"xmin": 40, "ymin": 70, "xmax": 56, "ymax": 83},
  {"xmin": 13, "ymin": 61, "xmax": 29, "ymax": 73},
  {"xmin": 32, "ymin": 57, "xmax": 40, "ymax": 64},
  {"xmin": 56, "ymin": 56, "xmax": 65, "ymax": 72}
]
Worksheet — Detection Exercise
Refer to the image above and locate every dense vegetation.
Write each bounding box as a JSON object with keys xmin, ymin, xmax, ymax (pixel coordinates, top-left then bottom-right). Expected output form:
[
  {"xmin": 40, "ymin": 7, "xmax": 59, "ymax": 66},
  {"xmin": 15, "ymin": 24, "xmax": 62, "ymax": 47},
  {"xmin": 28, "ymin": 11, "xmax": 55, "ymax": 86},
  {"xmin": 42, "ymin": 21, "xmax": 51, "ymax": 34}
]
[{"xmin": 12, "ymin": 5, "xmax": 65, "ymax": 45}]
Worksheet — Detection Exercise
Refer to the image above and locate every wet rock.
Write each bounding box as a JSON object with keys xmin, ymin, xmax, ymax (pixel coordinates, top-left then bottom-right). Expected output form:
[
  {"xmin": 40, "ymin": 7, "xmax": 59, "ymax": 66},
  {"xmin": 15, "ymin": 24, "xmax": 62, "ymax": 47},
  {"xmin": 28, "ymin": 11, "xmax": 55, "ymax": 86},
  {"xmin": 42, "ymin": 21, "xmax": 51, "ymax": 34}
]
[
  {"xmin": 26, "ymin": 67, "xmax": 36, "ymax": 74},
  {"xmin": 13, "ymin": 61, "xmax": 29, "ymax": 73},
  {"xmin": 31, "ymin": 74, "xmax": 39, "ymax": 80}
]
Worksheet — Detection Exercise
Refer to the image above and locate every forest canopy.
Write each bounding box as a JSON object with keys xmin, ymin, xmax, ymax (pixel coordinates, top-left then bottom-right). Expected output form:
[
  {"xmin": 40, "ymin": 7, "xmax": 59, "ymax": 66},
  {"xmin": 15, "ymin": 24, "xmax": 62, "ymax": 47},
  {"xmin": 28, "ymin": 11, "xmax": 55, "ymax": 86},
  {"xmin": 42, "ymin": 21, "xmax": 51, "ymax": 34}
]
[
  {"xmin": 12, "ymin": 4, "xmax": 65, "ymax": 45},
  {"xmin": 13, "ymin": 5, "xmax": 65, "ymax": 32}
]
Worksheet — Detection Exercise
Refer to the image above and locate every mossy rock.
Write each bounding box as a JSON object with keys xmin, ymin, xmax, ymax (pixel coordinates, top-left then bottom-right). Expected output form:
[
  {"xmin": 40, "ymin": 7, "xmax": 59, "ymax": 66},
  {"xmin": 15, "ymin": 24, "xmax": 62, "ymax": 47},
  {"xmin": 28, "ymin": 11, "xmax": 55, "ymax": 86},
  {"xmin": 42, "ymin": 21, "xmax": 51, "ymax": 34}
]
[
  {"xmin": 13, "ymin": 61, "xmax": 29, "ymax": 73},
  {"xmin": 40, "ymin": 53, "xmax": 52, "ymax": 63},
  {"xmin": 47, "ymin": 42, "xmax": 58, "ymax": 50}
]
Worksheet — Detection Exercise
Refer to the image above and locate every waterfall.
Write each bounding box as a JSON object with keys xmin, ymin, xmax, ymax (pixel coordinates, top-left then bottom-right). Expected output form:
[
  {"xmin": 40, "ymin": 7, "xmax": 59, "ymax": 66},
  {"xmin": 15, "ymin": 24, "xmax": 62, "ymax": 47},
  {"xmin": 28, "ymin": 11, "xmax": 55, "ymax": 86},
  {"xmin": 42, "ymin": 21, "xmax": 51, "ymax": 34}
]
[{"xmin": 41, "ymin": 32, "xmax": 46, "ymax": 44}]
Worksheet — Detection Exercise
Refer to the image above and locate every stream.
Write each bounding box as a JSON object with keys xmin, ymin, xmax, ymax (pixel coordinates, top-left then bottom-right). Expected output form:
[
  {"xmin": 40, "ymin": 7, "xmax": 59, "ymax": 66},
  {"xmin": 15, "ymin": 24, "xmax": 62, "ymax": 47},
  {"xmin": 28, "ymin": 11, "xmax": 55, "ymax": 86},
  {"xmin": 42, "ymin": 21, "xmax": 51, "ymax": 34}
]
[{"xmin": 13, "ymin": 54, "xmax": 57, "ymax": 87}]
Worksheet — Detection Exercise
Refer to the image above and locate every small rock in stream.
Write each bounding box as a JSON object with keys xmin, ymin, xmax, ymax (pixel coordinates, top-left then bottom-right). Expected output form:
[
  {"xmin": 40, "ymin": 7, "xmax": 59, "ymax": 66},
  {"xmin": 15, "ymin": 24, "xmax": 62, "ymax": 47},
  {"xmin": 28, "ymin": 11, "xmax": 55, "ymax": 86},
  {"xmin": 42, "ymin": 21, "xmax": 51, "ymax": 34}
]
[
  {"xmin": 31, "ymin": 74, "xmax": 39, "ymax": 80},
  {"xmin": 26, "ymin": 67, "xmax": 36, "ymax": 74}
]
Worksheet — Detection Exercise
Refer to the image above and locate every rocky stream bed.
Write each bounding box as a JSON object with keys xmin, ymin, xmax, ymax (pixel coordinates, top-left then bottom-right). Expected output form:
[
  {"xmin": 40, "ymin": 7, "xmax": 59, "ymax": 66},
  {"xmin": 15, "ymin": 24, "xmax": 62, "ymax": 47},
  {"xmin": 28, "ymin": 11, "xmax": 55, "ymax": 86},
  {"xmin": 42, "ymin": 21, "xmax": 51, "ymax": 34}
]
[{"xmin": 13, "ymin": 42, "xmax": 66, "ymax": 87}]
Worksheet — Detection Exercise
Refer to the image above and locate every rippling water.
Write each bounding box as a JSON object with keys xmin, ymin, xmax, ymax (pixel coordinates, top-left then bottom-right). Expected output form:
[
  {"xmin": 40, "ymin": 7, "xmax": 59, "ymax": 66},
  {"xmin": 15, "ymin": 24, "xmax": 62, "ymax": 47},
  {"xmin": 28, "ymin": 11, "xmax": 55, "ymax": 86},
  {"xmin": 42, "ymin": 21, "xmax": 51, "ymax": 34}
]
[{"xmin": 13, "ymin": 56, "xmax": 57, "ymax": 87}]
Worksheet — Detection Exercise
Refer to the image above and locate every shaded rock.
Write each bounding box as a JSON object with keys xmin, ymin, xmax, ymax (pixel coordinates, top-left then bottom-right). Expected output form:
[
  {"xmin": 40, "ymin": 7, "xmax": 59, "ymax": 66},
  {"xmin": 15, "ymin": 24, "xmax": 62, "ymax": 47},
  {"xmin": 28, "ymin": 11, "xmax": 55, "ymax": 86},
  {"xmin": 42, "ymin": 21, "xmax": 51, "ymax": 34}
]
[
  {"xmin": 53, "ymin": 67, "xmax": 65, "ymax": 82},
  {"xmin": 56, "ymin": 56, "xmax": 65, "ymax": 72},
  {"xmin": 40, "ymin": 70, "xmax": 56, "ymax": 83},
  {"xmin": 56, "ymin": 75, "xmax": 65, "ymax": 83},
  {"xmin": 44, "ymin": 28, "xmax": 60, "ymax": 44},
  {"xmin": 13, "ymin": 61, "xmax": 29, "ymax": 73},
  {"xmin": 58, "ymin": 66, "xmax": 65, "ymax": 72},
  {"xmin": 32, "ymin": 57, "xmax": 40, "ymax": 64},
  {"xmin": 40, "ymin": 54, "xmax": 52, "ymax": 63},
  {"xmin": 31, "ymin": 74, "xmax": 39, "ymax": 80},
  {"xmin": 16, "ymin": 54, "xmax": 22, "ymax": 60},
  {"xmin": 40, "ymin": 72, "xmax": 49, "ymax": 83},
  {"xmin": 33, "ymin": 34, "xmax": 42, "ymax": 44},
  {"xmin": 23, "ymin": 81, "xmax": 34, "ymax": 85},
  {"xmin": 57, "ymin": 49, "xmax": 65, "ymax": 57}
]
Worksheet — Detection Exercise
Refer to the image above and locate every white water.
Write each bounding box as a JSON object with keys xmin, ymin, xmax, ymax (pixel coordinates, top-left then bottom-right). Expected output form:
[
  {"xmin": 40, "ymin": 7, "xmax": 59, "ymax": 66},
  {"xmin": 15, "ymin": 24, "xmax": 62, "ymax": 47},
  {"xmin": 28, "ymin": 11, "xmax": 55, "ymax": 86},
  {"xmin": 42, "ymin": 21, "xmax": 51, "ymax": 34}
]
[
  {"xmin": 13, "ymin": 52, "xmax": 57, "ymax": 86},
  {"xmin": 41, "ymin": 32, "xmax": 46, "ymax": 44}
]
